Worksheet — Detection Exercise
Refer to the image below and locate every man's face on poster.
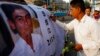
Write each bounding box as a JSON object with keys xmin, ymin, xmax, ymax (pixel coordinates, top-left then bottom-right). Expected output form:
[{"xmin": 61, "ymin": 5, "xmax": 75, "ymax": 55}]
[{"xmin": 11, "ymin": 9, "xmax": 33, "ymax": 36}]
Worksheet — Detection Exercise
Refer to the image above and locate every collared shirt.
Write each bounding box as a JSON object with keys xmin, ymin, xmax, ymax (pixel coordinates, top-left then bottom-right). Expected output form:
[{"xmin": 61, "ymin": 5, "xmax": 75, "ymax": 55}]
[
  {"xmin": 9, "ymin": 33, "xmax": 43, "ymax": 56},
  {"xmin": 56, "ymin": 15, "xmax": 100, "ymax": 56}
]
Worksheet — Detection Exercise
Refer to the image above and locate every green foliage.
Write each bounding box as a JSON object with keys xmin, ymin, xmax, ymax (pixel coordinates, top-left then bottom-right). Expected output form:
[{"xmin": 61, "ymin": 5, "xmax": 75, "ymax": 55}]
[
  {"xmin": 61, "ymin": 33, "xmax": 76, "ymax": 55},
  {"xmin": 62, "ymin": 39, "xmax": 75, "ymax": 55}
]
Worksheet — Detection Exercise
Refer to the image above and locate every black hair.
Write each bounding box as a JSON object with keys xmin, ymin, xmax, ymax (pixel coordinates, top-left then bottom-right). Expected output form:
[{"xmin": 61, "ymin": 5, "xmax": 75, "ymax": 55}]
[
  {"xmin": 1, "ymin": 4, "xmax": 30, "ymax": 22},
  {"xmin": 1, "ymin": 4, "xmax": 30, "ymax": 33},
  {"xmin": 85, "ymin": 6, "xmax": 91, "ymax": 11},
  {"xmin": 70, "ymin": 0, "xmax": 85, "ymax": 13}
]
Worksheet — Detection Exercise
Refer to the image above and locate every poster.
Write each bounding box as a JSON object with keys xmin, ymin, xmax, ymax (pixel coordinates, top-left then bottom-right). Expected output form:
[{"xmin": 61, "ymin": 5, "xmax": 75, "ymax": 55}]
[
  {"xmin": 0, "ymin": 2, "xmax": 65, "ymax": 56},
  {"xmin": 28, "ymin": 4, "xmax": 65, "ymax": 56}
]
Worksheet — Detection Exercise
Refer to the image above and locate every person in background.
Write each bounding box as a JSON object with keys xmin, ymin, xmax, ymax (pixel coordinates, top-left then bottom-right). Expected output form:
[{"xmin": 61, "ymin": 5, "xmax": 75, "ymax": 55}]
[
  {"xmin": 42, "ymin": 2, "xmax": 48, "ymax": 9},
  {"xmin": 51, "ymin": 0, "xmax": 100, "ymax": 56},
  {"xmin": 93, "ymin": 7, "xmax": 100, "ymax": 20},
  {"xmin": 85, "ymin": 6, "xmax": 91, "ymax": 16},
  {"xmin": 1, "ymin": 4, "xmax": 43, "ymax": 56}
]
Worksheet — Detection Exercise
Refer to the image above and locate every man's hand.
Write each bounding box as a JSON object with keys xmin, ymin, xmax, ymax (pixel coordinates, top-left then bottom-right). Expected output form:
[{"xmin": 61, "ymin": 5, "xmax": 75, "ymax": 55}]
[
  {"xmin": 74, "ymin": 44, "xmax": 83, "ymax": 51},
  {"xmin": 50, "ymin": 15, "xmax": 56, "ymax": 22}
]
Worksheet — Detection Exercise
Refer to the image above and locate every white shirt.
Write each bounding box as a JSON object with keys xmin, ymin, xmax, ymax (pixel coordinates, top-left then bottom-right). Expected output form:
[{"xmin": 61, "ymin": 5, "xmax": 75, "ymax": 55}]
[
  {"xmin": 56, "ymin": 15, "xmax": 100, "ymax": 56},
  {"xmin": 97, "ymin": 18, "xmax": 100, "ymax": 24},
  {"xmin": 9, "ymin": 33, "xmax": 43, "ymax": 56}
]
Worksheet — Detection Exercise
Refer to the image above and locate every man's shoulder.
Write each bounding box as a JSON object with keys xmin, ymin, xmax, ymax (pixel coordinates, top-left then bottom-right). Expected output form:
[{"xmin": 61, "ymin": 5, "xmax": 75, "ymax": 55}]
[
  {"xmin": 85, "ymin": 15, "xmax": 96, "ymax": 23},
  {"xmin": 85, "ymin": 16, "xmax": 99, "ymax": 28}
]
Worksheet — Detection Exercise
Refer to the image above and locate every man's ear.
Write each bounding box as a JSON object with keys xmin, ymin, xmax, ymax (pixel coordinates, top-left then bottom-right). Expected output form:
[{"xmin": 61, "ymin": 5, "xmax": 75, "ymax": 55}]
[{"xmin": 8, "ymin": 20, "xmax": 16, "ymax": 30}]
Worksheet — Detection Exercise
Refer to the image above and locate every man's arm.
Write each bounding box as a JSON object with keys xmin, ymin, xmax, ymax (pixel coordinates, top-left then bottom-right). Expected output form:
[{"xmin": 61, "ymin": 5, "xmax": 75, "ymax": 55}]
[{"xmin": 56, "ymin": 20, "xmax": 75, "ymax": 31}]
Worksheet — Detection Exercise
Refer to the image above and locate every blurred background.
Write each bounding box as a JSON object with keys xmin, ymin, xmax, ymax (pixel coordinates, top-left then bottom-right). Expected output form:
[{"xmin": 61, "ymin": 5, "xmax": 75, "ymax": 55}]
[{"xmin": 0, "ymin": 0, "xmax": 100, "ymax": 56}]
